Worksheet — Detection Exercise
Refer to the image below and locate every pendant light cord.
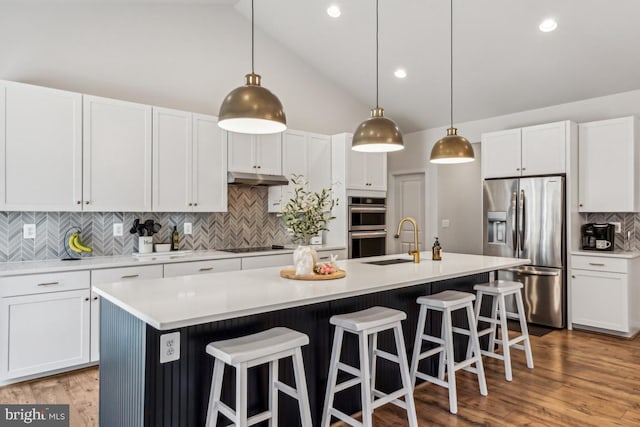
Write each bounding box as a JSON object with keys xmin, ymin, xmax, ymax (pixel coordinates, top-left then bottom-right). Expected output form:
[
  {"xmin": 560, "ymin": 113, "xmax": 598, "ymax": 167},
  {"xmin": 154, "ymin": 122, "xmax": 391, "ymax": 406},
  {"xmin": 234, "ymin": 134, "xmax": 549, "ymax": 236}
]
[
  {"xmin": 450, "ymin": 0, "xmax": 454, "ymax": 128},
  {"xmin": 376, "ymin": 0, "xmax": 379, "ymax": 109},
  {"xmin": 251, "ymin": 0, "xmax": 255, "ymax": 74}
]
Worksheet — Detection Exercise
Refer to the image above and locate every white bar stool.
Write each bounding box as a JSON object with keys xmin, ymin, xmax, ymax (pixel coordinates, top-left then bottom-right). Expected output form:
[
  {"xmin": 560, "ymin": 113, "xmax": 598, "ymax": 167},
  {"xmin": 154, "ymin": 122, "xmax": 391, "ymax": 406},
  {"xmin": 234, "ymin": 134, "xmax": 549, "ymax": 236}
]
[
  {"xmin": 409, "ymin": 290, "xmax": 487, "ymax": 415},
  {"xmin": 321, "ymin": 306, "xmax": 418, "ymax": 427},
  {"xmin": 205, "ymin": 327, "xmax": 312, "ymax": 427},
  {"xmin": 471, "ymin": 280, "xmax": 534, "ymax": 381}
]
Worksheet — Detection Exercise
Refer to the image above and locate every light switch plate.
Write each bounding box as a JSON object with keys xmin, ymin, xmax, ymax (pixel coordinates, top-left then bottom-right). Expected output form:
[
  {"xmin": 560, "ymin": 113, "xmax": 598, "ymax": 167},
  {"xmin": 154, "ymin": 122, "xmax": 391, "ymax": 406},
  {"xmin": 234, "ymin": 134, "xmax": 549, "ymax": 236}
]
[
  {"xmin": 441, "ymin": 219, "xmax": 450, "ymax": 228},
  {"xmin": 611, "ymin": 222, "xmax": 622, "ymax": 233},
  {"xmin": 113, "ymin": 223, "xmax": 123, "ymax": 237},
  {"xmin": 23, "ymin": 224, "xmax": 36, "ymax": 239},
  {"xmin": 160, "ymin": 332, "xmax": 180, "ymax": 363},
  {"xmin": 184, "ymin": 222, "xmax": 192, "ymax": 235}
]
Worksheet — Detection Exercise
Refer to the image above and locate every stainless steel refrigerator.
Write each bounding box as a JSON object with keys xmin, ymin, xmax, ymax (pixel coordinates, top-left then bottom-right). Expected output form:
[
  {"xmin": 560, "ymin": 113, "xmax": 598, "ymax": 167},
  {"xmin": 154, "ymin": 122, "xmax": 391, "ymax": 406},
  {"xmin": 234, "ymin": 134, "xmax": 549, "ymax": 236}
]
[{"xmin": 483, "ymin": 176, "xmax": 565, "ymax": 327}]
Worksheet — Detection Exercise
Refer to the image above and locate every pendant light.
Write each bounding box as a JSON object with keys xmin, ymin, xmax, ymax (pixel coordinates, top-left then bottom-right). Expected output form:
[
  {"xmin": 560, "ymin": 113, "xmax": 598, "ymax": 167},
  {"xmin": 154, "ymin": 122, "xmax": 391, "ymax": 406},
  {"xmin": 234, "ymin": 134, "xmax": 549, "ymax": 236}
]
[
  {"xmin": 430, "ymin": 0, "xmax": 474, "ymax": 164},
  {"xmin": 218, "ymin": 0, "xmax": 286, "ymax": 134},
  {"xmin": 352, "ymin": 0, "xmax": 404, "ymax": 153}
]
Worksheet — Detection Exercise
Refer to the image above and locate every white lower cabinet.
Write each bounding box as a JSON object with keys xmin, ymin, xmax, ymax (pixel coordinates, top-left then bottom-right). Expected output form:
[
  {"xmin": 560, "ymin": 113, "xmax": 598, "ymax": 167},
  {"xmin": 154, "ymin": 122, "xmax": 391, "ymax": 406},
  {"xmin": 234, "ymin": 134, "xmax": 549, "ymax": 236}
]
[
  {"xmin": 317, "ymin": 249, "xmax": 347, "ymax": 263},
  {"xmin": 241, "ymin": 253, "xmax": 293, "ymax": 270},
  {"xmin": 163, "ymin": 258, "xmax": 241, "ymax": 278},
  {"xmin": 0, "ymin": 271, "xmax": 91, "ymax": 381},
  {"xmin": 571, "ymin": 255, "xmax": 640, "ymax": 335}
]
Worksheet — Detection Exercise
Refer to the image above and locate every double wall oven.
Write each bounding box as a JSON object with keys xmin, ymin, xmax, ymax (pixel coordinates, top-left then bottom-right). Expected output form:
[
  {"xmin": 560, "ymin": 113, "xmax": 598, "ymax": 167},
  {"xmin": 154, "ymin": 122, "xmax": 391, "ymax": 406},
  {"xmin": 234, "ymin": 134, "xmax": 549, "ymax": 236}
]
[{"xmin": 348, "ymin": 197, "xmax": 387, "ymax": 258}]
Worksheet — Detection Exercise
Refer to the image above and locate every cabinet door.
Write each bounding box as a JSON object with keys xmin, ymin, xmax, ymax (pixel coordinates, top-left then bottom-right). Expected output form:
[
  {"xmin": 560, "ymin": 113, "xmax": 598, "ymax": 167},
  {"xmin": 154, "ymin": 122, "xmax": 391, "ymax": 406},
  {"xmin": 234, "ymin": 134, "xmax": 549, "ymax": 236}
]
[
  {"xmin": 571, "ymin": 269, "xmax": 628, "ymax": 332},
  {"xmin": 308, "ymin": 134, "xmax": 332, "ymax": 193},
  {"xmin": 163, "ymin": 258, "xmax": 241, "ymax": 278},
  {"xmin": 90, "ymin": 290, "xmax": 100, "ymax": 362},
  {"xmin": 578, "ymin": 117, "xmax": 637, "ymax": 212},
  {"xmin": 227, "ymin": 132, "xmax": 256, "ymax": 173},
  {"xmin": 0, "ymin": 289, "xmax": 90, "ymax": 380},
  {"xmin": 347, "ymin": 149, "xmax": 368, "ymax": 189},
  {"xmin": 241, "ymin": 253, "xmax": 292, "ymax": 270},
  {"xmin": 270, "ymin": 130, "xmax": 307, "ymax": 212},
  {"xmin": 0, "ymin": 81, "xmax": 82, "ymax": 211},
  {"xmin": 481, "ymin": 128, "xmax": 522, "ymax": 178},
  {"xmin": 366, "ymin": 152, "xmax": 387, "ymax": 191},
  {"xmin": 521, "ymin": 121, "xmax": 566, "ymax": 176},
  {"xmin": 83, "ymin": 95, "xmax": 152, "ymax": 211},
  {"xmin": 256, "ymin": 133, "xmax": 283, "ymax": 175},
  {"xmin": 193, "ymin": 114, "xmax": 227, "ymax": 212},
  {"xmin": 152, "ymin": 107, "xmax": 192, "ymax": 212}
]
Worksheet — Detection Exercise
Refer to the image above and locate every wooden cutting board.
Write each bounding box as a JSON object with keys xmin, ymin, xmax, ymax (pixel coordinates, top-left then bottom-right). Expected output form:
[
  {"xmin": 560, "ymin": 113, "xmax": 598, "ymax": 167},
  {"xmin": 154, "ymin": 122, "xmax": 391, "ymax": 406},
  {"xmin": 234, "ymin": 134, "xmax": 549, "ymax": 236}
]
[{"xmin": 280, "ymin": 268, "xmax": 346, "ymax": 281}]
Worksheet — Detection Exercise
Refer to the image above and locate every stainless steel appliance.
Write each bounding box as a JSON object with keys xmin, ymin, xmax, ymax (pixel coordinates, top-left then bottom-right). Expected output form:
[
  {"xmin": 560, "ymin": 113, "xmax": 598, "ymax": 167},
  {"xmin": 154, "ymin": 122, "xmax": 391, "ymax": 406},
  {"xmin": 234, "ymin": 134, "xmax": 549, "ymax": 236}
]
[
  {"xmin": 348, "ymin": 197, "xmax": 387, "ymax": 258},
  {"xmin": 483, "ymin": 176, "xmax": 565, "ymax": 327},
  {"xmin": 221, "ymin": 245, "xmax": 286, "ymax": 253},
  {"xmin": 581, "ymin": 223, "xmax": 615, "ymax": 251}
]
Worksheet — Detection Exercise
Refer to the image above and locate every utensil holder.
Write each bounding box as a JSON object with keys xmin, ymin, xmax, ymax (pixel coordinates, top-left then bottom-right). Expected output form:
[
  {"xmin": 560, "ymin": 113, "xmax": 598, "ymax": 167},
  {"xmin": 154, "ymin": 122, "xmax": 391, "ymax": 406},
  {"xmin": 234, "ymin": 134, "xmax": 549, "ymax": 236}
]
[{"xmin": 139, "ymin": 236, "xmax": 153, "ymax": 254}]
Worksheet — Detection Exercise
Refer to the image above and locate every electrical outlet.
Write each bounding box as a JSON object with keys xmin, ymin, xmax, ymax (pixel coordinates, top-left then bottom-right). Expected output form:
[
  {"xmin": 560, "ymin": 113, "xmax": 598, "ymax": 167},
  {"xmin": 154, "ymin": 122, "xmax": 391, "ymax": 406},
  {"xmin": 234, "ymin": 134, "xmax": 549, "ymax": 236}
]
[
  {"xmin": 441, "ymin": 219, "xmax": 450, "ymax": 228},
  {"xmin": 113, "ymin": 223, "xmax": 123, "ymax": 237},
  {"xmin": 611, "ymin": 222, "xmax": 622, "ymax": 233},
  {"xmin": 23, "ymin": 224, "xmax": 36, "ymax": 239},
  {"xmin": 159, "ymin": 332, "xmax": 180, "ymax": 363},
  {"xmin": 184, "ymin": 222, "xmax": 192, "ymax": 235}
]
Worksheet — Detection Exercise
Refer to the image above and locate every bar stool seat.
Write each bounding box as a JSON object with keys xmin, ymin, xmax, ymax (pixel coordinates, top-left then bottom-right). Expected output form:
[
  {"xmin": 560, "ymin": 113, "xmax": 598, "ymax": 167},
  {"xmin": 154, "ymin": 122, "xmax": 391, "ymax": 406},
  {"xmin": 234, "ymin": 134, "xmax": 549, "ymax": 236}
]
[
  {"xmin": 417, "ymin": 290, "xmax": 475, "ymax": 308},
  {"xmin": 473, "ymin": 280, "xmax": 523, "ymax": 294},
  {"xmin": 206, "ymin": 327, "xmax": 312, "ymax": 427},
  {"xmin": 329, "ymin": 305, "xmax": 407, "ymax": 331}
]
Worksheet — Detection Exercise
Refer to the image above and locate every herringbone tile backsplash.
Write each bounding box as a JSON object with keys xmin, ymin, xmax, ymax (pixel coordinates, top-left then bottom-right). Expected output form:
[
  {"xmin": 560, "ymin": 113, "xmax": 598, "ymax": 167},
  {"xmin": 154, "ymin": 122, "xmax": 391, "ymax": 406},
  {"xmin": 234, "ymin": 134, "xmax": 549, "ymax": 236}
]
[
  {"xmin": 585, "ymin": 213, "xmax": 639, "ymax": 251},
  {"xmin": 0, "ymin": 186, "xmax": 290, "ymax": 262}
]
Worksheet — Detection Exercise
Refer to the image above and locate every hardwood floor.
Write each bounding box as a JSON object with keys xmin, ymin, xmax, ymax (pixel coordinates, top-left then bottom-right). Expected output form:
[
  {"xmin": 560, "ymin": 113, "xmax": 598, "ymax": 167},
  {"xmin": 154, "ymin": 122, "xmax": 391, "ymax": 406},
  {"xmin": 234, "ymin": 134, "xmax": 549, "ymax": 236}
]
[{"xmin": 0, "ymin": 329, "xmax": 638, "ymax": 426}]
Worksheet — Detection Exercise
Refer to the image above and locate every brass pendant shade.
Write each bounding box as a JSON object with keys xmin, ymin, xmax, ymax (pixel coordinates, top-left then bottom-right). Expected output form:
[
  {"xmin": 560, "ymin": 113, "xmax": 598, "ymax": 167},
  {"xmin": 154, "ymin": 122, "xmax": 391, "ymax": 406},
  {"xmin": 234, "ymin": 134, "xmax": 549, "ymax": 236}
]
[
  {"xmin": 217, "ymin": 0, "xmax": 286, "ymax": 135},
  {"xmin": 430, "ymin": 127, "xmax": 474, "ymax": 163},
  {"xmin": 429, "ymin": 0, "xmax": 474, "ymax": 164},
  {"xmin": 352, "ymin": 108, "xmax": 404, "ymax": 152},
  {"xmin": 352, "ymin": 0, "xmax": 404, "ymax": 153},
  {"xmin": 218, "ymin": 73, "xmax": 286, "ymax": 134}
]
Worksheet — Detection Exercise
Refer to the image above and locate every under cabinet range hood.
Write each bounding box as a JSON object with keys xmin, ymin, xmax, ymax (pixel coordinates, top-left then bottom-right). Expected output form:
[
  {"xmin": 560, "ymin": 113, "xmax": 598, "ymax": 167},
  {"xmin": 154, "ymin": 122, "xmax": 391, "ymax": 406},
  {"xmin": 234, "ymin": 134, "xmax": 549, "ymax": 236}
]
[{"xmin": 227, "ymin": 171, "xmax": 289, "ymax": 186}]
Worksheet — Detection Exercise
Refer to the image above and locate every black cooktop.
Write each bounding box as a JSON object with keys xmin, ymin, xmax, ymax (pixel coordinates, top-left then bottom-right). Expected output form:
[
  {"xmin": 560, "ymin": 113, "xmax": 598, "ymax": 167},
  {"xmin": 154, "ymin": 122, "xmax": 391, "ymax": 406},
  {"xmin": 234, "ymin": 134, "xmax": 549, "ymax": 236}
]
[{"xmin": 221, "ymin": 245, "xmax": 285, "ymax": 254}]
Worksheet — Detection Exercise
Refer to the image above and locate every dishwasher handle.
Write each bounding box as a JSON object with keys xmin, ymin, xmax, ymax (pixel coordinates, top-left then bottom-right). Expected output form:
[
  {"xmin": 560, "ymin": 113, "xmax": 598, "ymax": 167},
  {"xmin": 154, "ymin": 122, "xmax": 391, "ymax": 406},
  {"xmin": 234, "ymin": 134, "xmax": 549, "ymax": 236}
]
[{"xmin": 504, "ymin": 267, "xmax": 560, "ymax": 277}]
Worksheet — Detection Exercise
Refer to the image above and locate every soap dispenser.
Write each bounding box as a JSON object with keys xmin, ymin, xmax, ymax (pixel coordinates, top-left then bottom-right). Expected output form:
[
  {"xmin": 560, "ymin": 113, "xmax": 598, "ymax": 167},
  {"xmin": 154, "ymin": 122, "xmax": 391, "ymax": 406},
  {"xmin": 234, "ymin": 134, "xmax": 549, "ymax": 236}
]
[{"xmin": 432, "ymin": 237, "xmax": 442, "ymax": 261}]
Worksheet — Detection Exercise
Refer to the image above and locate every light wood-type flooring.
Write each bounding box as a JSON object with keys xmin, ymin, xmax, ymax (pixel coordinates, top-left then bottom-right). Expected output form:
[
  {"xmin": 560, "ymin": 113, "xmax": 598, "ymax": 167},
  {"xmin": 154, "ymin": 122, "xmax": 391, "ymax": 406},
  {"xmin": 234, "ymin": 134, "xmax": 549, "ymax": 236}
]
[{"xmin": 1, "ymin": 329, "xmax": 639, "ymax": 426}]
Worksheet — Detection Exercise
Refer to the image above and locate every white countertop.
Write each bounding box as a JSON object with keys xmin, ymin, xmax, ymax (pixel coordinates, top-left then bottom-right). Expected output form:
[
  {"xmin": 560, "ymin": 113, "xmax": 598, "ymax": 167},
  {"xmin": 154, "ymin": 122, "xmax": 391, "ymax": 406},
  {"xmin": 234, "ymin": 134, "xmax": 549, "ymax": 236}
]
[
  {"xmin": 570, "ymin": 250, "xmax": 640, "ymax": 259},
  {"xmin": 0, "ymin": 245, "xmax": 347, "ymax": 277},
  {"xmin": 93, "ymin": 252, "xmax": 529, "ymax": 330}
]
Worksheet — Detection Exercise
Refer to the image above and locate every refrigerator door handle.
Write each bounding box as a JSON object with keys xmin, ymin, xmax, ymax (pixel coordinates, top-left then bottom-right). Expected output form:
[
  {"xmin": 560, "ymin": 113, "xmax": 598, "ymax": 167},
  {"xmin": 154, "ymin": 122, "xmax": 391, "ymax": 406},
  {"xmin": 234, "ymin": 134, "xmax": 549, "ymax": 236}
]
[
  {"xmin": 519, "ymin": 189, "xmax": 525, "ymax": 251},
  {"xmin": 504, "ymin": 267, "xmax": 560, "ymax": 276},
  {"xmin": 511, "ymin": 191, "xmax": 517, "ymax": 252}
]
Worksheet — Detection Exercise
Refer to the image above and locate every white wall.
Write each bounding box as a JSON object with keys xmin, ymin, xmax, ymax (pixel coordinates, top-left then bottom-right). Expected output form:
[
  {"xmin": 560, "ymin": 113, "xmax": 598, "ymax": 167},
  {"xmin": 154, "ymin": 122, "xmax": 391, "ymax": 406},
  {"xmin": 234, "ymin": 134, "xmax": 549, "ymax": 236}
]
[
  {"xmin": 389, "ymin": 89, "xmax": 640, "ymax": 253},
  {"xmin": 0, "ymin": 2, "xmax": 367, "ymax": 134}
]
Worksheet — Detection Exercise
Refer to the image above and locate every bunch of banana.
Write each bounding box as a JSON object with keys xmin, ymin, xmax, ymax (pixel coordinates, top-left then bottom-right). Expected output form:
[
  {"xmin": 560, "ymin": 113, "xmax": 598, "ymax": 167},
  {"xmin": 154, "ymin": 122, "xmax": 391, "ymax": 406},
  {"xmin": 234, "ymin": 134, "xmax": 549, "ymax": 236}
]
[{"xmin": 68, "ymin": 233, "xmax": 93, "ymax": 254}]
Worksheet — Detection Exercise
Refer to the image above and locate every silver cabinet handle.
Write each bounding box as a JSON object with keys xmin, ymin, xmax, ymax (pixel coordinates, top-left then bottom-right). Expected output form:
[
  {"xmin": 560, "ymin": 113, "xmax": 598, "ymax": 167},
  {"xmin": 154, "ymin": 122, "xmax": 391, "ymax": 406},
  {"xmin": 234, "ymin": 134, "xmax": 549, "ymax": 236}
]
[
  {"xmin": 37, "ymin": 281, "xmax": 60, "ymax": 287},
  {"xmin": 588, "ymin": 262, "xmax": 605, "ymax": 267},
  {"xmin": 319, "ymin": 256, "xmax": 330, "ymax": 261},
  {"xmin": 121, "ymin": 274, "xmax": 140, "ymax": 279},
  {"xmin": 199, "ymin": 267, "xmax": 214, "ymax": 272}
]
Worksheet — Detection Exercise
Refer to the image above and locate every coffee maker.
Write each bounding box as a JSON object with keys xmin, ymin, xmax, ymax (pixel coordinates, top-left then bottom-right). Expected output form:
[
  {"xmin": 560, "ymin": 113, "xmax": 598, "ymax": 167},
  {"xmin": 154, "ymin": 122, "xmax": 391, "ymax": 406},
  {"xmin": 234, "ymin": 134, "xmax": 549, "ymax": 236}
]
[{"xmin": 581, "ymin": 223, "xmax": 615, "ymax": 251}]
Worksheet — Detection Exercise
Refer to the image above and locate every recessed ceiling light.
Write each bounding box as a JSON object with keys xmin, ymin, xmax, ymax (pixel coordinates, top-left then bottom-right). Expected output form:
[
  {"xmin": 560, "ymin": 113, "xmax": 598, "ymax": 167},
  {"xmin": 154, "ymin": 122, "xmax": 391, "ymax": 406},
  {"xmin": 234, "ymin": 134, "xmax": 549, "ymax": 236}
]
[
  {"xmin": 327, "ymin": 5, "xmax": 341, "ymax": 18},
  {"xmin": 539, "ymin": 18, "xmax": 558, "ymax": 32},
  {"xmin": 394, "ymin": 69, "xmax": 407, "ymax": 79}
]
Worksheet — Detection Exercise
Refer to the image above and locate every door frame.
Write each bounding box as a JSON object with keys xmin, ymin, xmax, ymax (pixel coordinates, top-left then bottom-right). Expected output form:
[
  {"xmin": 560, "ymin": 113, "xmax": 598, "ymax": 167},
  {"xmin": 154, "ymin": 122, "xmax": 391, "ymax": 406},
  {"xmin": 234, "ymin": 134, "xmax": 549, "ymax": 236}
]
[{"xmin": 388, "ymin": 170, "xmax": 430, "ymax": 255}]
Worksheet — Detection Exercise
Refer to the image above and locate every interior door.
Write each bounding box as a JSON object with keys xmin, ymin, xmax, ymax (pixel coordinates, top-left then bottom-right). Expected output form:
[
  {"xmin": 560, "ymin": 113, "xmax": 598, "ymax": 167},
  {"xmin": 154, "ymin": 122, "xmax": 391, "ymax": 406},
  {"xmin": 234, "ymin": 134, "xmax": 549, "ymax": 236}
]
[
  {"xmin": 394, "ymin": 173, "xmax": 425, "ymax": 254},
  {"xmin": 483, "ymin": 179, "xmax": 518, "ymax": 258}
]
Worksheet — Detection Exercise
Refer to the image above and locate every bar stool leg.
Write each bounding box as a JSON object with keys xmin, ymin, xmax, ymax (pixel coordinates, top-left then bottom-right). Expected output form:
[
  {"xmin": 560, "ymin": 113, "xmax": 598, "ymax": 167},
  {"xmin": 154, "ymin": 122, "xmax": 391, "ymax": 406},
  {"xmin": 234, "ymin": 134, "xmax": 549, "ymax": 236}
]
[
  {"xmin": 292, "ymin": 348, "xmax": 313, "ymax": 427},
  {"xmin": 268, "ymin": 360, "xmax": 278, "ymax": 427},
  {"xmin": 393, "ymin": 323, "xmax": 418, "ymax": 427},
  {"xmin": 438, "ymin": 316, "xmax": 446, "ymax": 381},
  {"xmin": 497, "ymin": 294, "xmax": 513, "ymax": 381},
  {"xmin": 369, "ymin": 332, "xmax": 378, "ymax": 393},
  {"xmin": 236, "ymin": 363, "xmax": 248, "ymax": 426},
  {"xmin": 466, "ymin": 304, "xmax": 488, "ymax": 396},
  {"xmin": 515, "ymin": 291, "xmax": 535, "ymax": 369},
  {"xmin": 321, "ymin": 327, "xmax": 344, "ymax": 427},
  {"xmin": 487, "ymin": 294, "xmax": 499, "ymax": 353},
  {"xmin": 206, "ymin": 358, "xmax": 225, "ymax": 427},
  {"xmin": 443, "ymin": 308, "xmax": 458, "ymax": 415},
  {"xmin": 410, "ymin": 305, "xmax": 427, "ymax": 387},
  {"xmin": 358, "ymin": 332, "xmax": 373, "ymax": 427}
]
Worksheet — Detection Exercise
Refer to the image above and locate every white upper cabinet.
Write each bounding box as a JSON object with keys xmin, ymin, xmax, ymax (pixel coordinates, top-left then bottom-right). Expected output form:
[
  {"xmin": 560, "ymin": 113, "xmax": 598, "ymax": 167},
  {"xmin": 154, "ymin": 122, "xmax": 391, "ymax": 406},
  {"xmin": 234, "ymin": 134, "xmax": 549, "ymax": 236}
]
[
  {"xmin": 0, "ymin": 81, "xmax": 83, "ymax": 211},
  {"xmin": 228, "ymin": 132, "xmax": 282, "ymax": 175},
  {"xmin": 152, "ymin": 109, "xmax": 227, "ymax": 212},
  {"xmin": 307, "ymin": 134, "xmax": 332, "ymax": 193},
  {"xmin": 83, "ymin": 95, "xmax": 152, "ymax": 211},
  {"xmin": 578, "ymin": 116, "xmax": 640, "ymax": 212},
  {"xmin": 482, "ymin": 121, "xmax": 569, "ymax": 179},
  {"xmin": 347, "ymin": 149, "xmax": 368, "ymax": 189},
  {"xmin": 347, "ymin": 148, "xmax": 387, "ymax": 191}
]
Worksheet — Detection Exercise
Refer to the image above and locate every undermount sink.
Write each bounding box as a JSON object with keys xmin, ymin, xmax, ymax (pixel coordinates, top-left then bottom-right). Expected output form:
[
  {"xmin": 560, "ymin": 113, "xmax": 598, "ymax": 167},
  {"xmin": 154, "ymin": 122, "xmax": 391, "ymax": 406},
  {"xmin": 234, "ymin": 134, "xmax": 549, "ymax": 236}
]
[{"xmin": 364, "ymin": 258, "xmax": 415, "ymax": 266}]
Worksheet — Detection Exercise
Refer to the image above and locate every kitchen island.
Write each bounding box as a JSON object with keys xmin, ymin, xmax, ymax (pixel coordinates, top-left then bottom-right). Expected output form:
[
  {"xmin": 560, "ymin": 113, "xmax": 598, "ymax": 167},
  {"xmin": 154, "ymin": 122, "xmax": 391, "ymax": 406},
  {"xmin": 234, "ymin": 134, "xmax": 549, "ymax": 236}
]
[{"xmin": 94, "ymin": 252, "xmax": 528, "ymax": 426}]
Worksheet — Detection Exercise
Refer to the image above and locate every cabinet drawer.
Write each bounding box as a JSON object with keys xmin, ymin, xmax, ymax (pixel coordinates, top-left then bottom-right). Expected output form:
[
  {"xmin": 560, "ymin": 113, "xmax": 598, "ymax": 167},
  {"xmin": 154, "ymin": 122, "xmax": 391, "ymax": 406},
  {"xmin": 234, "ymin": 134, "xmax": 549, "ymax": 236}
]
[
  {"xmin": 317, "ymin": 249, "xmax": 348, "ymax": 262},
  {"xmin": 571, "ymin": 255, "xmax": 628, "ymax": 273},
  {"xmin": 0, "ymin": 271, "xmax": 90, "ymax": 297},
  {"xmin": 91, "ymin": 264, "xmax": 163, "ymax": 285},
  {"xmin": 163, "ymin": 258, "xmax": 241, "ymax": 278},
  {"xmin": 241, "ymin": 253, "xmax": 292, "ymax": 270}
]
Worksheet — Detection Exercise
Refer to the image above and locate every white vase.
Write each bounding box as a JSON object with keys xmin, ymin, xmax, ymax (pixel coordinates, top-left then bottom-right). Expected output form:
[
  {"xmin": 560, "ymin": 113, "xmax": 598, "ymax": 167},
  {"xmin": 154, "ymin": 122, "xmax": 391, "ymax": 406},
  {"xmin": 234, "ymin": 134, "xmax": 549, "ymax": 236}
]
[{"xmin": 293, "ymin": 245, "xmax": 318, "ymax": 276}]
